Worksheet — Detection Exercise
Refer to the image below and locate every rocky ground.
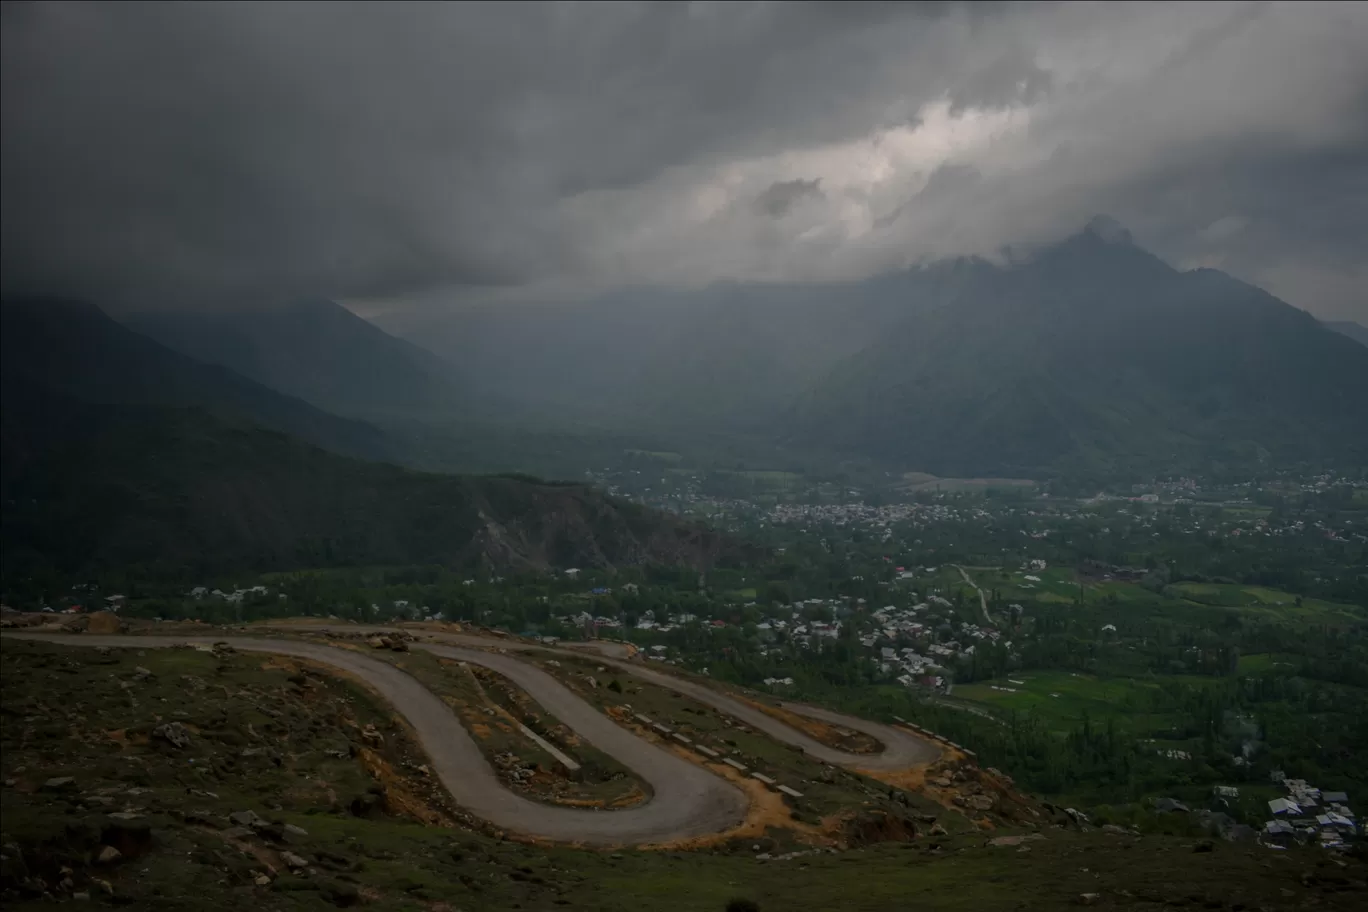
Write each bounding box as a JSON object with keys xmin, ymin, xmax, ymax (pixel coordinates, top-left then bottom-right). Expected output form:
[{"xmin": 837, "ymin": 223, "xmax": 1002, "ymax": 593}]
[{"xmin": 3, "ymin": 635, "xmax": 1365, "ymax": 911}]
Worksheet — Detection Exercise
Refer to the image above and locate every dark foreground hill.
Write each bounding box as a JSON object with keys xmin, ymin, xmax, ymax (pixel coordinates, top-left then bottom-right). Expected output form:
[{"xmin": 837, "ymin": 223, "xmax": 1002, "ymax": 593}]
[{"xmin": 0, "ymin": 386, "xmax": 746, "ymax": 583}]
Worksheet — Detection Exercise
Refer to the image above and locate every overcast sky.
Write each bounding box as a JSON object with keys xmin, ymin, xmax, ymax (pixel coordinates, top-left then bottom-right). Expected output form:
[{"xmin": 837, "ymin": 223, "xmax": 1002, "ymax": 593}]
[{"xmin": 2, "ymin": 1, "xmax": 1365, "ymax": 320}]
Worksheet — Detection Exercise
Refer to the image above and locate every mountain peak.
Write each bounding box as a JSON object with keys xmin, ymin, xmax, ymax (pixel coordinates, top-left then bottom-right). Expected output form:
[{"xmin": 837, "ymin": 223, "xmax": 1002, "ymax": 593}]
[{"xmin": 1082, "ymin": 214, "xmax": 1133, "ymax": 245}]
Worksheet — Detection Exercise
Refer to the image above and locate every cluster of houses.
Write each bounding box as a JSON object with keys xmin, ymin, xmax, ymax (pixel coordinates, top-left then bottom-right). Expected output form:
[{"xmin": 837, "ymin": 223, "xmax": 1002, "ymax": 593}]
[
  {"xmin": 1264, "ymin": 773, "xmax": 1356, "ymax": 849},
  {"xmin": 188, "ymin": 585, "xmax": 273, "ymax": 604},
  {"xmin": 853, "ymin": 600, "xmax": 1009, "ymax": 694}
]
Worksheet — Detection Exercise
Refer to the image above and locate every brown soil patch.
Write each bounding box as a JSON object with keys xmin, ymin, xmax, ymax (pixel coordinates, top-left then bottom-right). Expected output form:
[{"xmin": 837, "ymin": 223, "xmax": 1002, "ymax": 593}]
[
  {"xmin": 613, "ymin": 719, "xmax": 826, "ymax": 851},
  {"xmin": 258, "ymin": 656, "xmax": 300, "ymax": 673},
  {"xmin": 398, "ymin": 621, "xmax": 465, "ymax": 634},
  {"xmin": 739, "ymin": 696, "xmax": 881, "ymax": 754},
  {"xmin": 859, "ymin": 736, "xmax": 1041, "ymax": 831},
  {"xmin": 643, "ymin": 747, "xmax": 827, "ymax": 851},
  {"xmin": 200, "ymin": 824, "xmax": 286, "ymax": 874},
  {"xmin": 355, "ymin": 746, "xmax": 453, "ymax": 827},
  {"xmin": 86, "ymin": 611, "xmax": 122, "ymax": 634}
]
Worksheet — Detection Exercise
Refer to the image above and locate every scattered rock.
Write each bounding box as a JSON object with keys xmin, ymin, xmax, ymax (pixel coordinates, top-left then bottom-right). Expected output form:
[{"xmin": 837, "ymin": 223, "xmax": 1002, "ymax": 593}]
[
  {"xmin": 229, "ymin": 810, "xmax": 265, "ymax": 827},
  {"xmin": 324, "ymin": 879, "xmax": 360, "ymax": 907},
  {"xmin": 368, "ymin": 637, "xmax": 386, "ymax": 649},
  {"xmin": 153, "ymin": 721, "xmax": 192, "ymax": 749},
  {"xmin": 282, "ymin": 851, "xmax": 309, "ymax": 869},
  {"xmin": 221, "ymin": 827, "xmax": 254, "ymax": 839},
  {"xmin": 389, "ymin": 640, "xmax": 409, "ymax": 652},
  {"xmin": 1193, "ymin": 840, "xmax": 1215, "ymax": 853},
  {"xmin": 989, "ymin": 834, "xmax": 1044, "ymax": 847},
  {"xmin": 95, "ymin": 846, "xmax": 122, "ymax": 865},
  {"xmin": 929, "ymin": 823, "xmax": 948, "ymax": 837},
  {"xmin": 132, "ymin": 666, "xmax": 154, "ymax": 682},
  {"xmin": 254, "ymin": 874, "xmax": 271, "ymax": 886},
  {"xmin": 283, "ymin": 824, "xmax": 308, "ymax": 838},
  {"xmin": 1077, "ymin": 894, "xmax": 1101, "ymax": 906},
  {"xmin": 41, "ymin": 777, "xmax": 77, "ymax": 792},
  {"xmin": 360, "ymin": 725, "xmax": 384, "ymax": 746},
  {"xmin": 73, "ymin": 891, "xmax": 91, "ymax": 901}
]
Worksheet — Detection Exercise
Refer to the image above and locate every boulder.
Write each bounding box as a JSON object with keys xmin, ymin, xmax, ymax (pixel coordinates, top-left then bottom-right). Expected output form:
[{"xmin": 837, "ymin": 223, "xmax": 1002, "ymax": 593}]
[
  {"xmin": 95, "ymin": 846, "xmax": 122, "ymax": 865},
  {"xmin": 964, "ymin": 794, "xmax": 995, "ymax": 812},
  {"xmin": 153, "ymin": 721, "xmax": 192, "ymax": 749}
]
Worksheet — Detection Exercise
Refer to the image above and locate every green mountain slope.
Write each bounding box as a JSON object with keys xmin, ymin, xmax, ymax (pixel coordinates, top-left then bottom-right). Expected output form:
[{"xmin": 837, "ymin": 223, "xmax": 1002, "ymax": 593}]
[
  {"xmin": 792, "ymin": 224, "xmax": 1368, "ymax": 476},
  {"xmin": 1, "ymin": 298, "xmax": 396, "ymax": 463},
  {"xmin": 124, "ymin": 299, "xmax": 471, "ymax": 420},
  {"xmin": 0, "ymin": 385, "xmax": 746, "ymax": 582}
]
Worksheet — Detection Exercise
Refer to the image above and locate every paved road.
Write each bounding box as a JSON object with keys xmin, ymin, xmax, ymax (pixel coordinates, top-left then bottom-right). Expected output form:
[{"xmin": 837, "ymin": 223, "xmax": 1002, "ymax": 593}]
[
  {"xmin": 3, "ymin": 633, "xmax": 746, "ymax": 846},
  {"xmin": 261, "ymin": 624, "xmax": 942, "ymax": 772},
  {"xmin": 955, "ymin": 565, "xmax": 994, "ymax": 628}
]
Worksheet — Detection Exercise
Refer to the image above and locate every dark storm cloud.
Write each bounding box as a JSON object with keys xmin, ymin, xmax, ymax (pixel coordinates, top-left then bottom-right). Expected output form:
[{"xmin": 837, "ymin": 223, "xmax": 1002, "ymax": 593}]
[
  {"xmin": 2, "ymin": 1, "xmax": 1365, "ymax": 318},
  {"xmin": 754, "ymin": 179, "xmax": 824, "ymax": 219}
]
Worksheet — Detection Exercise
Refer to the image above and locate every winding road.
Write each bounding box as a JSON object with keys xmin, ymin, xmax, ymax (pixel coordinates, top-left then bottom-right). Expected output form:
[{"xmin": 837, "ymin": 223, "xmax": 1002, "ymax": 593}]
[
  {"xmin": 955, "ymin": 565, "xmax": 995, "ymax": 628},
  {"xmin": 3, "ymin": 627, "xmax": 940, "ymax": 845}
]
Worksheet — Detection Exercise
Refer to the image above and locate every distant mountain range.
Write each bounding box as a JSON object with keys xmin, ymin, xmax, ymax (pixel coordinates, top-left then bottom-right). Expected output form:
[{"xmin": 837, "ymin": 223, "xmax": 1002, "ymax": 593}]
[
  {"xmin": 6, "ymin": 216, "xmax": 1364, "ymax": 505},
  {"xmin": 388, "ymin": 219, "xmax": 1368, "ymax": 478},
  {"xmin": 0, "ymin": 298, "xmax": 748, "ymax": 582},
  {"xmin": 790, "ymin": 224, "xmax": 1368, "ymax": 477},
  {"xmin": 124, "ymin": 298, "xmax": 471, "ymax": 420}
]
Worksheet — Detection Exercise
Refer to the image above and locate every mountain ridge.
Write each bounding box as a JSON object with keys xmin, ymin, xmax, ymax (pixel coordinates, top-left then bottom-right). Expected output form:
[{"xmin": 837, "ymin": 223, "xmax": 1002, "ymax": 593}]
[
  {"xmin": 1, "ymin": 296, "xmax": 398, "ymax": 463},
  {"xmin": 123, "ymin": 298, "xmax": 471, "ymax": 420},
  {"xmin": 386, "ymin": 221, "xmax": 1368, "ymax": 478}
]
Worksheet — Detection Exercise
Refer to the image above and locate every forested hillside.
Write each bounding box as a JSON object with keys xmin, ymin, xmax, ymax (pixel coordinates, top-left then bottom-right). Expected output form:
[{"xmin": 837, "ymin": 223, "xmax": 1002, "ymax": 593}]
[{"xmin": 0, "ymin": 387, "xmax": 748, "ymax": 586}]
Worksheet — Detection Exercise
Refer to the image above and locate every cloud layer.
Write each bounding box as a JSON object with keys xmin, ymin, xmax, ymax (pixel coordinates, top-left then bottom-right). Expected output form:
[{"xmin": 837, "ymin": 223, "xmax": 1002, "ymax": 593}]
[{"xmin": 3, "ymin": 1, "xmax": 1366, "ymax": 318}]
